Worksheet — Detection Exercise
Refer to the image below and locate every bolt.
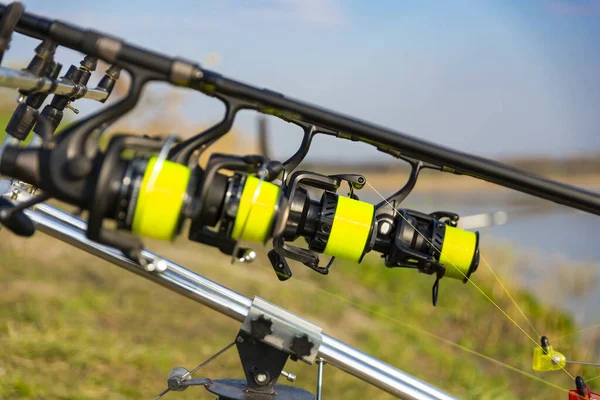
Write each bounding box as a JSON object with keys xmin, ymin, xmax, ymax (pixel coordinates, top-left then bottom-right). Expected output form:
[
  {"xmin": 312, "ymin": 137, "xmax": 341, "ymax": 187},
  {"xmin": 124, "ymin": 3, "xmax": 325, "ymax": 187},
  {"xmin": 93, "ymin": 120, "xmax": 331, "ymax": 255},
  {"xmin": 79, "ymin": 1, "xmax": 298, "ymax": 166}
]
[
  {"xmin": 154, "ymin": 259, "xmax": 168, "ymax": 272},
  {"xmin": 254, "ymin": 371, "xmax": 269, "ymax": 385},
  {"xmin": 65, "ymin": 102, "xmax": 79, "ymax": 114},
  {"xmin": 281, "ymin": 370, "xmax": 296, "ymax": 382},
  {"xmin": 552, "ymin": 356, "xmax": 561, "ymax": 365},
  {"xmin": 237, "ymin": 336, "xmax": 244, "ymax": 343},
  {"xmin": 378, "ymin": 220, "xmax": 393, "ymax": 236},
  {"xmin": 240, "ymin": 249, "xmax": 256, "ymax": 263}
]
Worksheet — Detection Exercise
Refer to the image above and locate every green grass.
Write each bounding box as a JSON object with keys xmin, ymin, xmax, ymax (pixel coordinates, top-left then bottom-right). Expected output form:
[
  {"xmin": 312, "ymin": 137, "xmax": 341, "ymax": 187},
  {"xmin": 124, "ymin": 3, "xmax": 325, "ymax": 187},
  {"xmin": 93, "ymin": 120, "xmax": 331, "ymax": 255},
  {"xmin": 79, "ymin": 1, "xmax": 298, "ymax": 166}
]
[
  {"xmin": 0, "ymin": 222, "xmax": 596, "ymax": 400},
  {"xmin": 0, "ymin": 109, "xmax": 593, "ymax": 399}
]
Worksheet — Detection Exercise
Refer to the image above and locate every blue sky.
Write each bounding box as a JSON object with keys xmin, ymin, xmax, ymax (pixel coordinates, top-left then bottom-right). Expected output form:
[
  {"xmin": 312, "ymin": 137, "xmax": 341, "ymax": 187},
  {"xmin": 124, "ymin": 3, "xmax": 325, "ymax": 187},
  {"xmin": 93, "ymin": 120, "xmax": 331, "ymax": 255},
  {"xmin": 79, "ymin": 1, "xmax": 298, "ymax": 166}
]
[{"xmin": 7, "ymin": 0, "xmax": 600, "ymax": 162}]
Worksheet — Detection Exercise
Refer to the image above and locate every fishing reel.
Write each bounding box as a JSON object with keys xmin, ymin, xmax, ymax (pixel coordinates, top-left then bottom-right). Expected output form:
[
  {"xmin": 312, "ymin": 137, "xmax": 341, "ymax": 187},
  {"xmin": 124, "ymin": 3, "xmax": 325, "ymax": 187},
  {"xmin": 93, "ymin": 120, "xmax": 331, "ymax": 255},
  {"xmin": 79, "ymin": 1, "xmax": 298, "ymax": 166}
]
[
  {"xmin": 187, "ymin": 153, "xmax": 283, "ymax": 260},
  {"xmin": 187, "ymin": 161, "xmax": 480, "ymax": 305},
  {"xmin": 0, "ymin": 0, "xmax": 479, "ymax": 305},
  {"xmin": 1, "ymin": 132, "xmax": 480, "ymax": 303}
]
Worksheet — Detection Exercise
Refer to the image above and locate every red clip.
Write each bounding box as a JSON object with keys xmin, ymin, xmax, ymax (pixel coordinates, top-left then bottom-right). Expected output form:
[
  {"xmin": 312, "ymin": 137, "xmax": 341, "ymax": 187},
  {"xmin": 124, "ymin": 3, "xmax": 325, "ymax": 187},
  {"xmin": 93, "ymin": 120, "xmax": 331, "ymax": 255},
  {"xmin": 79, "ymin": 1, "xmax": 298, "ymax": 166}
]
[
  {"xmin": 568, "ymin": 389, "xmax": 600, "ymax": 400},
  {"xmin": 569, "ymin": 377, "xmax": 600, "ymax": 399}
]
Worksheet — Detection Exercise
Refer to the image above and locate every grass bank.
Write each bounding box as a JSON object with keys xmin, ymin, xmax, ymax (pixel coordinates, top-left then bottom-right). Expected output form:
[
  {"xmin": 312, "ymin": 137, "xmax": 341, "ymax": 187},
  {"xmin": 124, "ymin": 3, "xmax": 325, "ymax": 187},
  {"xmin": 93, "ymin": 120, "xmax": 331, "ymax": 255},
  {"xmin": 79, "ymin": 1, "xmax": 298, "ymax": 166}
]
[{"xmin": 0, "ymin": 218, "xmax": 597, "ymax": 399}]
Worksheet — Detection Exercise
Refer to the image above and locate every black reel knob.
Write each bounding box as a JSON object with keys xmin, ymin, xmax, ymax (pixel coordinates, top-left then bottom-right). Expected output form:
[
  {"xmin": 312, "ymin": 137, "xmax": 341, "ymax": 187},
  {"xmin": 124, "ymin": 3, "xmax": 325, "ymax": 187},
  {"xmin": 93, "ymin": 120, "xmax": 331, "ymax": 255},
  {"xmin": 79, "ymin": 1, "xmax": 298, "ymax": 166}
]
[{"xmin": 0, "ymin": 197, "xmax": 35, "ymax": 237}]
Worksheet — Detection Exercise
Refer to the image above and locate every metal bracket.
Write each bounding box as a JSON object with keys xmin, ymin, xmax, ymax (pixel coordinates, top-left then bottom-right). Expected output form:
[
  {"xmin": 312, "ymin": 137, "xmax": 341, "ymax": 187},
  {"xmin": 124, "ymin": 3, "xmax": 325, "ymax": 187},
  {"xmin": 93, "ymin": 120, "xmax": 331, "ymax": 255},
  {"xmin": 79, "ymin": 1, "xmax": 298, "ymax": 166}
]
[{"xmin": 241, "ymin": 296, "xmax": 323, "ymax": 364}]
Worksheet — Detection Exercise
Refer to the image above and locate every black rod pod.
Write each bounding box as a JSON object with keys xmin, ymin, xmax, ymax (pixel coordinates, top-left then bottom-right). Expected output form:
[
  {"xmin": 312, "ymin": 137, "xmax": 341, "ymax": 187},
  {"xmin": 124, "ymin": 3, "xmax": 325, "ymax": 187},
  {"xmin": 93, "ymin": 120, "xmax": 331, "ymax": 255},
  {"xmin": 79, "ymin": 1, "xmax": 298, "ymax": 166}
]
[
  {"xmin": 34, "ymin": 55, "xmax": 98, "ymax": 135},
  {"xmin": 5, "ymin": 39, "xmax": 58, "ymax": 140}
]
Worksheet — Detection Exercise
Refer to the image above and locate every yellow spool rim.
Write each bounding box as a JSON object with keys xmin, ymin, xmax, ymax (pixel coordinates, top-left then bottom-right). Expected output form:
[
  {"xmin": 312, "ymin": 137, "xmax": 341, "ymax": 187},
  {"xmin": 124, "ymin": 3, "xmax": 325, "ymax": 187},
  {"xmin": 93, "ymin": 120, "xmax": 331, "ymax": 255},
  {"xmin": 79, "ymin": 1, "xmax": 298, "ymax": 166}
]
[
  {"xmin": 438, "ymin": 225, "xmax": 479, "ymax": 281},
  {"xmin": 463, "ymin": 231, "xmax": 480, "ymax": 283},
  {"xmin": 132, "ymin": 157, "xmax": 191, "ymax": 240},
  {"xmin": 231, "ymin": 174, "xmax": 280, "ymax": 244},
  {"xmin": 323, "ymin": 196, "xmax": 374, "ymax": 262}
]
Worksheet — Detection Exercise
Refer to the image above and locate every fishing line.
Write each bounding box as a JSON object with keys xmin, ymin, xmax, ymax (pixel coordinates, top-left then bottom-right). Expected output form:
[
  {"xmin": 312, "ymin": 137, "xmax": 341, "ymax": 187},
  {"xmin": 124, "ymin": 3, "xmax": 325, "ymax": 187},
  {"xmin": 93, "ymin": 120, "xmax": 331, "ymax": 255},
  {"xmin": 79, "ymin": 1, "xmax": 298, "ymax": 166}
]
[
  {"xmin": 558, "ymin": 324, "xmax": 600, "ymax": 340},
  {"xmin": 480, "ymin": 255, "xmax": 542, "ymax": 338},
  {"xmin": 585, "ymin": 375, "xmax": 600, "ymax": 383},
  {"xmin": 248, "ymin": 250, "xmax": 571, "ymax": 394},
  {"xmin": 152, "ymin": 341, "xmax": 235, "ymax": 400},
  {"xmin": 365, "ymin": 181, "xmax": 576, "ymax": 381}
]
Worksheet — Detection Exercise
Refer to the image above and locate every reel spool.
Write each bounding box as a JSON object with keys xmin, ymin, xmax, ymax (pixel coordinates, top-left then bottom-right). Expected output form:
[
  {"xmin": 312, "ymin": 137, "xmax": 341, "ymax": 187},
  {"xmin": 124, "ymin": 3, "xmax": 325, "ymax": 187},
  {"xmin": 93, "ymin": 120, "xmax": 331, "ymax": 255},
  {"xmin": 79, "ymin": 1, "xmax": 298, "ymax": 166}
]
[
  {"xmin": 379, "ymin": 209, "xmax": 480, "ymax": 281},
  {"xmin": 118, "ymin": 156, "xmax": 192, "ymax": 241}
]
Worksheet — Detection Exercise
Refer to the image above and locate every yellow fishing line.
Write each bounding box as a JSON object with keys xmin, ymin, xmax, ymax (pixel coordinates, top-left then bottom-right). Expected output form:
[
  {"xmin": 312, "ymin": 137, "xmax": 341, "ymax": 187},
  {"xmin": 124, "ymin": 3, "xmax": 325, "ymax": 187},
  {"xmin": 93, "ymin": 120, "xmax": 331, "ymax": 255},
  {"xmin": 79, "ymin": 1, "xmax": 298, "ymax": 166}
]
[
  {"xmin": 558, "ymin": 324, "xmax": 600, "ymax": 340},
  {"xmin": 365, "ymin": 181, "xmax": 575, "ymax": 381},
  {"xmin": 480, "ymin": 254, "xmax": 541, "ymax": 338},
  {"xmin": 261, "ymin": 254, "xmax": 571, "ymax": 394}
]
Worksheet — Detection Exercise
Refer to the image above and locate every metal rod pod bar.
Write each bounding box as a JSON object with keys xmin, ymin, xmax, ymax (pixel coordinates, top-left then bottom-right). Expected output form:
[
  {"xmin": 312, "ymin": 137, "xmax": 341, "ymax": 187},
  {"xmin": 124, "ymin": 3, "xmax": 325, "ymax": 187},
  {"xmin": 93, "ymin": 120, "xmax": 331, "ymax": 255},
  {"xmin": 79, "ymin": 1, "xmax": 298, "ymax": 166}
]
[
  {"xmin": 25, "ymin": 201, "xmax": 457, "ymax": 400},
  {"xmin": 0, "ymin": 66, "xmax": 108, "ymax": 101}
]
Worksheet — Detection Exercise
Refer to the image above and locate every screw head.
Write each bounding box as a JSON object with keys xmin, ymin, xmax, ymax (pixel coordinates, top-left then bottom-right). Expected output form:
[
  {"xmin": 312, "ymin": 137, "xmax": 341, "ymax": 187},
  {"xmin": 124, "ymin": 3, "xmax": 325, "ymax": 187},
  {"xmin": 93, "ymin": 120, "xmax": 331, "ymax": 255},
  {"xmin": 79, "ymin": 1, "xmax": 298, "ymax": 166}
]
[
  {"xmin": 250, "ymin": 314, "xmax": 273, "ymax": 340},
  {"xmin": 254, "ymin": 371, "xmax": 270, "ymax": 385},
  {"xmin": 240, "ymin": 249, "xmax": 256, "ymax": 263},
  {"xmin": 290, "ymin": 334, "xmax": 314, "ymax": 359},
  {"xmin": 378, "ymin": 220, "xmax": 393, "ymax": 236},
  {"xmin": 281, "ymin": 371, "xmax": 296, "ymax": 382},
  {"xmin": 154, "ymin": 259, "xmax": 168, "ymax": 272}
]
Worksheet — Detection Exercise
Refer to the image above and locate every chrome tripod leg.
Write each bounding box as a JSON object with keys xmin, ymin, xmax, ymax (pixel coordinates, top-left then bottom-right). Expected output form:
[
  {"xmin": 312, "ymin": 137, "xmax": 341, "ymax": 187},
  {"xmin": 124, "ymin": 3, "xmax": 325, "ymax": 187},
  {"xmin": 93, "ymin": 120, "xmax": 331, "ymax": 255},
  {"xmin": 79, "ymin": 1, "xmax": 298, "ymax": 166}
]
[{"xmin": 317, "ymin": 358, "xmax": 325, "ymax": 400}]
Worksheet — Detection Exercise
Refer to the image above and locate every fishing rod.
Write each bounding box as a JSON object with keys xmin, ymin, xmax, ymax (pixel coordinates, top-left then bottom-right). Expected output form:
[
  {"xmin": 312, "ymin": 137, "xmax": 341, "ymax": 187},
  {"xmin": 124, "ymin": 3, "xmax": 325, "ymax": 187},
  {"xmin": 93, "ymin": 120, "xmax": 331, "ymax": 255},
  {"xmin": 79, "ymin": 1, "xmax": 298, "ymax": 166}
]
[
  {"xmin": 0, "ymin": 2, "xmax": 598, "ymax": 399},
  {"xmin": 1, "ymin": 4, "xmax": 600, "ymax": 214}
]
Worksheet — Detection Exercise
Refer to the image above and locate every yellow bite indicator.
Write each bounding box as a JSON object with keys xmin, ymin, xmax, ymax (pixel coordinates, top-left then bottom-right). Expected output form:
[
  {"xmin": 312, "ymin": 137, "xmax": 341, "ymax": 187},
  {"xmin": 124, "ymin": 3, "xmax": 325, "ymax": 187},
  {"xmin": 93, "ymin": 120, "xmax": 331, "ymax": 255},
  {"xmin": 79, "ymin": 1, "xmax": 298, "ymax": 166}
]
[
  {"xmin": 132, "ymin": 157, "xmax": 191, "ymax": 241},
  {"xmin": 231, "ymin": 175, "xmax": 281, "ymax": 243},
  {"xmin": 533, "ymin": 336, "xmax": 566, "ymax": 371},
  {"xmin": 439, "ymin": 225, "xmax": 479, "ymax": 281}
]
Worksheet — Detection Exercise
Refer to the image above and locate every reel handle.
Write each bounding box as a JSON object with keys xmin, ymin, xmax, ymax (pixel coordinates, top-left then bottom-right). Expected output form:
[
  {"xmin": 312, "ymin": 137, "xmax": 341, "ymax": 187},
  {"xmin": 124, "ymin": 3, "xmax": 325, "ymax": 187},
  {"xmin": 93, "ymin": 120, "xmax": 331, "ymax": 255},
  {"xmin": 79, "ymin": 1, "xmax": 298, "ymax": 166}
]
[{"xmin": 0, "ymin": 197, "xmax": 34, "ymax": 237}]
